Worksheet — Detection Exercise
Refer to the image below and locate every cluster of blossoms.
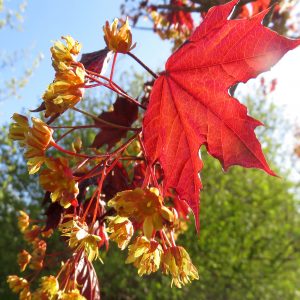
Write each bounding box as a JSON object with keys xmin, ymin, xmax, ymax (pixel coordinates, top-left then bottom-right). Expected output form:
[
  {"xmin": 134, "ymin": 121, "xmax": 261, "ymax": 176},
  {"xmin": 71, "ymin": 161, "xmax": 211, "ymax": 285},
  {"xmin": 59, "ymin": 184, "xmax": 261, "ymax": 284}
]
[
  {"xmin": 107, "ymin": 188, "xmax": 199, "ymax": 287},
  {"xmin": 8, "ymin": 16, "xmax": 198, "ymax": 299},
  {"xmin": 148, "ymin": 0, "xmax": 194, "ymax": 49},
  {"xmin": 43, "ymin": 35, "xmax": 85, "ymax": 118},
  {"xmin": 8, "ymin": 114, "xmax": 54, "ymax": 174}
]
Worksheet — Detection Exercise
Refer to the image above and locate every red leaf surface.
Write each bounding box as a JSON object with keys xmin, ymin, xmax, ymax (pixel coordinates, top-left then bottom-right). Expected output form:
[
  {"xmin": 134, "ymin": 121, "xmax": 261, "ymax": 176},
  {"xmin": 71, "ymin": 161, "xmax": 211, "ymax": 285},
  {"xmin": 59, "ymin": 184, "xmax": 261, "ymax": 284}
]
[
  {"xmin": 80, "ymin": 48, "xmax": 112, "ymax": 74},
  {"xmin": 77, "ymin": 254, "xmax": 101, "ymax": 300},
  {"xmin": 91, "ymin": 97, "xmax": 138, "ymax": 149},
  {"xmin": 143, "ymin": 0, "xmax": 300, "ymax": 230}
]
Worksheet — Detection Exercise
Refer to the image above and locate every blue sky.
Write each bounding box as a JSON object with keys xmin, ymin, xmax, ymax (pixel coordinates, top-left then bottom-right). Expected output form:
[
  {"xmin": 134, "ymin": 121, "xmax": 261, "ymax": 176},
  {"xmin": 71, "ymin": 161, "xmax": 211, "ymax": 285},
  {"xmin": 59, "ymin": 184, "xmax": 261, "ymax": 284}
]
[{"xmin": 0, "ymin": 0, "xmax": 172, "ymax": 123}]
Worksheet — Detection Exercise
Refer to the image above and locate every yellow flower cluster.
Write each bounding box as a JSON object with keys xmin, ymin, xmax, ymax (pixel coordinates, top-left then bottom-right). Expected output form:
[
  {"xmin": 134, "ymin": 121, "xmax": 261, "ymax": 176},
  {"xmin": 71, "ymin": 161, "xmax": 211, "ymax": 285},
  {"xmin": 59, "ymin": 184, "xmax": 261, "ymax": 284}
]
[
  {"xmin": 162, "ymin": 246, "xmax": 199, "ymax": 288},
  {"xmin": 43, "ymin": 35, "xmax": 85, "ymax": 117},
  {"xmin": 9, "ymin": 114, "xmax": 54, "ymax": 174},
  {"xmin": 39, "ymin": 157, "xmax": 79, "ymax": 208},
  {"xmin": 107, "ymin": 216, "xmax": 134, "ymax": 250},
  {"xmin": 7, "ymin": 275, "xmax": 30, "ymax": 300},
  {"xmin": 107, "ymin": 187, "xmax": 198, "ymax": 287},
  {"xmin": 18, "ymin": 210, "xmax": 30, "ymax": 233},
  {"xmin": 126, "ymin": 236, "xmax": 162, "ymax": 276},
  {"xmin": 103, "ymin": 18, "xmax": 135, "ymax": 53},
  {"xmin": 29, "ymin": 239, "xmax": 47, "ymax": 270},
  {"xmin": 17, "ymin": 250, "xmax": 32, "ymax": 272},
  {"xmin": 150, "ymin": 10, "xmax": 191, "ymax": 49},
  {"xmin": 11, "ymin": 275, "xmax": 88, "ymax": 300},
  {"xmin": 108, "ymin": 187, "xmax": 174, "ymax": 239},
  {"xmin": 59, "ymin": 218, "xmax": 102, "ymax": 262}
]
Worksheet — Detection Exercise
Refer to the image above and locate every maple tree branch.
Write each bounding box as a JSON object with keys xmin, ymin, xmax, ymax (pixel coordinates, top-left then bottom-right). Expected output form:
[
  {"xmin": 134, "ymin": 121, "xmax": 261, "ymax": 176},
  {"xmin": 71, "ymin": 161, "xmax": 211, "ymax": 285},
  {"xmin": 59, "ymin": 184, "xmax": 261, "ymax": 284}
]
[
  {"xmin": 72, "ymin": 107, "xmax": 141, "ymax": 132},
  {"xmin": 51, "ymin": 125, "xmax": 100, "ymax": 129},
  {"xmin": 50, "ymin": 141, "xmax": 94, "ymax": 159},
  {"xmin": 55, "ymin": 128, "xmax": 76, "ymax": 143},
  {"xmin": 128, "ymin": 52, "xmax": 158, "ymax": 79},
  {"xmin": 85, "ymin": 73, "xmax": 146, "ymax": 109},
  {"xmin": 110, "ymin": 53, "xmax": 118, "ymax": 83},
  {"xmin": 152, "ymin": 4, "xmax": 201, "ymax": 13}
]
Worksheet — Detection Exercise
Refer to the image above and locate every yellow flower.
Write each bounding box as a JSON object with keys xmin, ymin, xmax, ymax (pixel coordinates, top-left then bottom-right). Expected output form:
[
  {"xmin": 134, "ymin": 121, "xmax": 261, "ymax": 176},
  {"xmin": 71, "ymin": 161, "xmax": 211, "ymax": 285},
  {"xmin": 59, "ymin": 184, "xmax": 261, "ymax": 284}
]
[
  {"xmin": 41, "ymin": 228, "xmax": 53, "ymax": 238},
  {"xmin": 51, "ymin": 35, "xmax": 81, "ymax": 68},
  {"xmin": 126, "ymin": 236, "xmax": 162, "ymax": 276},
  {"xmin": 10, "ymin": 115, "xmax": 53, "ymax": 174},
  {"xmin": 18, "ymin": 210, "xmax": 30, "ymax": 233},
  {"xmin": 39, "ymin": 157, "xmax": 79, "ymax": 208},
  {"xmin": 161, "ymin": 246, "xmax": 199, "ymax": 288},
  {"xmin": 7, "ymin": 275, "xmax": 29, "ymax": 294},
  {"xmin": 108, "ymin": 188, "xmax": 174, "ymax": 239},
  {"xmin": 61, "ymin": 289, "xmax": 87, "ymax": 300},
  {"xmin": 43, "ymin": 67, "xmax": 85, "ymax": 117},
  {"xmin": 39, "ymin": 276, "xmax": 59, "ymax": 297},
  {"xmin": 8, "ymin": 113, "xmax": 29, "ymax": 146},
  {"xmin": 103, "ymin": 17, "xmax": 135, "ymax": 53},
  {"xmin": 24, "ymin": 225, "xmax": 41, "ymax": 243},
  {"xmin": 25, "ymin": 117, "xmax": 53, "ymax": 151},
  {"xmin": 19, "ymin": 287, "xmax": 31, "ymax": 300},
  {"xmin": 44, "ymin": 35, "xmax": 85, "ymax": 117},
  {"xmin": 107, "ymin": 216, "xmax": 134, "ymax": 250},
  {"xmin": 26, "ymin": 155, "xmax": 47, "ymax": 175},
  {"xmin": 18, "ymin": 250, "xmax": 32, "ymax": 272},
  {"xmin": 31, "ymin": 290, "xmax": 49, "ymax": 300},
  {"xmin": 29, "ymin": 239, "xmax": 47, "ymax": 270},
  {"xmin": 59, "ymin": 219, "xmax": 102, "ymax": 262}
]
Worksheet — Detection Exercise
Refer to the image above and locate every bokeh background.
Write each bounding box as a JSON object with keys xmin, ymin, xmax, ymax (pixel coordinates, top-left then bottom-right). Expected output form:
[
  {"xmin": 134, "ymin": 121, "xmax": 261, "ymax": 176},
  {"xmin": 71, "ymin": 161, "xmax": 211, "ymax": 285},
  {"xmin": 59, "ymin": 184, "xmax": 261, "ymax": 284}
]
[{"xmin": 1, "ymin": 0, "xmax": 300, "ymax": 299}]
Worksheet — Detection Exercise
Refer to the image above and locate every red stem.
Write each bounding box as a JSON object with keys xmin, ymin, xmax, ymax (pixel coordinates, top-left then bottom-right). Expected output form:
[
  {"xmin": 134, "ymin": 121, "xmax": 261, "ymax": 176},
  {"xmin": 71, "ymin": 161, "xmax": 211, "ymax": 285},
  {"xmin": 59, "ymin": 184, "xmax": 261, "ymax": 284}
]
[{"xmin": 110, "ymin": 53, "xmax": 118, "ymax": 83}]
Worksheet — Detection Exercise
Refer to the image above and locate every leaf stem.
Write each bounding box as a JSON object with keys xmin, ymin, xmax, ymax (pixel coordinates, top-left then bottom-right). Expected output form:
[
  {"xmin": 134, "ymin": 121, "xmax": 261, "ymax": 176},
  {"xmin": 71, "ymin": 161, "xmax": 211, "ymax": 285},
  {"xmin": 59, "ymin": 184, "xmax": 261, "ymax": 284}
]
[
  {"xmin": 72, "ymin": 107, "xmax": 141, "ymax": 131},
  {"xmin": 128, "ymin": 52, "xmax": 158, "ymax": 79}
]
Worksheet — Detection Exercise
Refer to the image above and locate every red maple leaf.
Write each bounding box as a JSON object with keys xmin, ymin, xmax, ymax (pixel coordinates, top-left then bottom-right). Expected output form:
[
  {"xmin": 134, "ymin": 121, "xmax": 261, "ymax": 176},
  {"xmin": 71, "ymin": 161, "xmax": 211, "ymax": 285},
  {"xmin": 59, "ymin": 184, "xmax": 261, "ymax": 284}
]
[
  {"xmin": 91, "ymin": 97, "xmax": 138, "ymax": 149},
  {"xmin": 143, "ymin": 0, "xmax": 300, "ymax": 230}
]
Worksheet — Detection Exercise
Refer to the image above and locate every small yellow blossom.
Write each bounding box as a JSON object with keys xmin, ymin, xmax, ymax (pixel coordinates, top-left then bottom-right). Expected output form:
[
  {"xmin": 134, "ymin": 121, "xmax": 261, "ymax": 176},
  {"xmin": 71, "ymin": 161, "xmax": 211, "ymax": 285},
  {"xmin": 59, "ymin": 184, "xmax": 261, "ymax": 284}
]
[
  {"xmin": 18, "ymin": 210, "xmax": 30, "ymax": 233},
  {"xmin": 8, "ymin": 113, "xmax": 29, "ymax": 146},
  {"xmin": 43, "ymin": 35, "xmax": 85, "ymax": 117},
  {"xmin": 61, "ymin": 289, "xmax": 87, "ymax": 300},
  {"xmin": 107, "ymin": 216, "xmax": 134, "ymax": 250},
  {"xmin": 103, "ymin": 17, "xmax": 136, "ymax": 53},
  {"xmin": 29, "ymin": 239, "xmax": 47, "ymax": 270},
  {"xmin": 43, "ymin": 67, "xmax": 85, "ymax": 117},
  {"xmin": 126, "ymin": 236, "xmax": 162, "ymax": 276},
  {"xmin": 24, "ymin": 225, "xmax": 41, "ymax": 243},
  {"xmin": 161, "ymin": 246, "xmax": 199, "ymax": 288},
  {"xmin": 7, "ymin": 275, "xmax": 29, "ymax": 294},
  {"xmin": 31, "ymin": 290, "xmax": 49, "ymax": 300},
  {"xmin": 39, "ymin": 276, "xmax": 59, "ymax": 298},
  {"xmin": 41, "ymin": 228, "xmax": 53, "ymax": 238},
  {"xmin": 149, "ymin": 10, "xmax": 191, "ymax": 50},
  {"xmin": 18, "ymin": 250, "xmax": 32, "ymax": 272},
  {"xmin": 59, "ymin": 219, "xmax": 102, "ymax": 262},
  {"xmin": 19, "ymin": 287, "xmax": 31, "ymax": 300},
  {"xmin": 25, "ymin": 117, "xmax": 53, "ymax": 151},
  {"xmin": 39, "ymin": 157, "xmax": 79, "ymax": 208},
  {"xmin": 51, "ymin": 35, "xmax": 81, "ymax": 68},
  {"xmin": 9, "ymin": 115, "xmax": 53, "ymax": 174},
  {"xmin": 108, "ymin": 188, "xmax": 174, "ymax": 239}
]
